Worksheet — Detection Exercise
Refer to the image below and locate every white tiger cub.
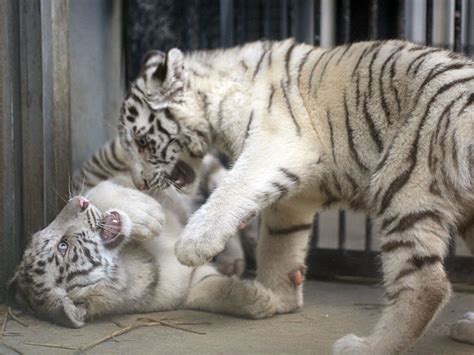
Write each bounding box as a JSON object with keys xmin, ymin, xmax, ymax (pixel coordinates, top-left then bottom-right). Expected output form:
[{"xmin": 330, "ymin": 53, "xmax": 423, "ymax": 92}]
[
  {"xmin": 9, "ymin": 178, "xmax": 275, "ymax": 328},
  {"xmin": 117, "ymin": 39, "xmax": 474, "ymax": 353}
]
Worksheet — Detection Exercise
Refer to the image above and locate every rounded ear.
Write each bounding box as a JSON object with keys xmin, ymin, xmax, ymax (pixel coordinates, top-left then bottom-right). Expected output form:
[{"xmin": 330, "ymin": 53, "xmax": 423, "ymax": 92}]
[
  {"xmin": 55, "ymin": 297, "xmax": 86, "ymax": 328},
  {"xmin": 142, "ymin": 48, "xmax": 187, "ymax": 108},
  {"xmin": 139, "ymin": 50, "xmax": 166, "ymax": 76},
  {"xmin": 164, "ymin": 48, "xmax": 185, "ymax": 83},
  {"xmin": 8, "ymin": 271, "xmax": 28, "ymax": 308}
]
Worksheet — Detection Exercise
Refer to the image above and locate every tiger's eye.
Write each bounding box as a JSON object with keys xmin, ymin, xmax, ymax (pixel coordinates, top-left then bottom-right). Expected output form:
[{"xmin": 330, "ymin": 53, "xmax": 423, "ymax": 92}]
[
  {"xmin": 137, "ymin": 137, "xmax": 147, "ymax": 148},
  {"xmin": 58, "ymin": 240, "xmax": 68, "ymax": 254}
]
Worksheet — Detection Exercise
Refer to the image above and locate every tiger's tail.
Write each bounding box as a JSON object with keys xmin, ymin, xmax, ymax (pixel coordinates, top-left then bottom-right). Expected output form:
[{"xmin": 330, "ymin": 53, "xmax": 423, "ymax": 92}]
[{"xmin": 72, "ymin": 137, "xmax": 129, "ymax": 191}]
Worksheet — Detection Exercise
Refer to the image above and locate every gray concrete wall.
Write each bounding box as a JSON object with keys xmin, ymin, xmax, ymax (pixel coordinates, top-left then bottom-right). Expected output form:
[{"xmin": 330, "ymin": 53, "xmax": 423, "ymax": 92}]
[{"xmin": 70, "ymin": 0, "xmax": 125, "ymax": 170}]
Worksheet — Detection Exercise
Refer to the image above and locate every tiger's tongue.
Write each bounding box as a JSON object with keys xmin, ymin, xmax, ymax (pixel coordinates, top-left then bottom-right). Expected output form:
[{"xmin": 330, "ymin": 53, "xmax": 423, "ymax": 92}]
[
  {"xmin": 100, "ymin": 211, "xmax": 122, "ymax": 242},
  {"xmin": 170, "ymin": 161, "xmax": 195, "ymax": 187}
]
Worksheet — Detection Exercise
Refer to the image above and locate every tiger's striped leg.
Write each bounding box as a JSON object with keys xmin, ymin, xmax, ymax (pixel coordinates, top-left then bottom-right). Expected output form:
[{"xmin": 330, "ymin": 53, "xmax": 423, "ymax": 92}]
[
  {"xmin": 450, "ymin": 222, "xmax": 474, "ymax": 345},
  {"xmin": 175, "ymin": 148, "xmax": 308, "ymax": 267},
  {"xmin": 256, "ymin": 198, "xmax": 316, "ymax": 314},
  {"xmin": 334, "ymin": 205, "xmax": 452, "ymax": 354}
]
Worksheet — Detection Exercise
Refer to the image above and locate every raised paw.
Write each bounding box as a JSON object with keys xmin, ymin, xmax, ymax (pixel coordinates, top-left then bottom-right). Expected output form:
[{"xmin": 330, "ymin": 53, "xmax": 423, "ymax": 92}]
[
  {"xmin": 127, "ymin": 201, "xmax": 165, "ymax": 240},
  {"xmin": 175, "ymin": 235, "xmax": 226, "ymax": 267},
  {"xmin": 450, "ymin": 312, "xmax": 474, "ymax": 345},
  {"xmin": 332, "ymin": 334, "xmax": 371, "ymax": 355},
  {"xmin": 89, "ymin": 182, "xmax": 165, "ymax": 240}
]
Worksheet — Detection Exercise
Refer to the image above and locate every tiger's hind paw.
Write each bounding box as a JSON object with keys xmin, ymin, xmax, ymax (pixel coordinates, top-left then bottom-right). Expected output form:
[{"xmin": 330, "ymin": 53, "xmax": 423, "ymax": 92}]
[
  {"xmin": 332, "ymin": 334, "xmax": 371, "ymax": 355},
  {"xmin": 215, "ymin": 257, "xmax": 245, "ymax": 277},
  {"xmin": 450, "ymin": 312, "xmax": 474, "ymax": 345}
]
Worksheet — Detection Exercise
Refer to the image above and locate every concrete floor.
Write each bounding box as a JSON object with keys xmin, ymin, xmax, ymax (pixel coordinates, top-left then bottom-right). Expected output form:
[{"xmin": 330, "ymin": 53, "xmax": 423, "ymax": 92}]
[{"xmin": 0, "ymin": 281, "xmax": 472, "ymax": 354}]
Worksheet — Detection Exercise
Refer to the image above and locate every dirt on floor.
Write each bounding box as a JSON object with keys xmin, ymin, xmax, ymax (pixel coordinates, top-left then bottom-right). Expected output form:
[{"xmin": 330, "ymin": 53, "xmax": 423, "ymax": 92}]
[{"xmin": 0, "ymin": 281, "xmax": 472, "ymax": 355}]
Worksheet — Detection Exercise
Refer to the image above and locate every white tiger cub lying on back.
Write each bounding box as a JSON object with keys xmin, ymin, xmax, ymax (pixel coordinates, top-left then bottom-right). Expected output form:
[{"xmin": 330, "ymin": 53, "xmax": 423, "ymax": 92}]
[{"xmin": 9, "ymin": 178, "xmax": 275, "ymax": 328}]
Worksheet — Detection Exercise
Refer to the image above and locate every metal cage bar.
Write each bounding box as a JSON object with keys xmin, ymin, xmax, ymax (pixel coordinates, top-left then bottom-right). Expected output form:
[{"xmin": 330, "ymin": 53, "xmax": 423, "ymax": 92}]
[
  {"xmin": 320, "ymin": 0, "xmax": 336, "ymax": 48},
  {"xmin": 220, "ymin": 0, "xmax": 234, "ymax": 47},
  {"xmin": 0, "ymin": 0, "xmax": 72, "ymax": 302},
  {"xmin": 405, "ymin": 0, "xmax": 427, "ymax": 43},
  {"xmin": 432, "ymin": 0, "xmax": 455, "ymax": 49},
  {"xmin": 0, "ymin": 0, "xmax": 23, "ymax": 303}
]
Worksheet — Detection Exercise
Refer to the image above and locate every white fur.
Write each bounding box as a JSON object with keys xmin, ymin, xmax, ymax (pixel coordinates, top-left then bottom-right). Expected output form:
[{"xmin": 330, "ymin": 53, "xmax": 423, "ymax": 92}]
[{"xmin": 118, "ymin": 39, "xmax": 474, "ymax": 352}]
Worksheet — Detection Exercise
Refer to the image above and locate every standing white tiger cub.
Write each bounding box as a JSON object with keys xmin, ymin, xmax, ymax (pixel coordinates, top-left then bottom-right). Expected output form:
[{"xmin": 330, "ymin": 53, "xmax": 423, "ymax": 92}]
[{"xmin": 117, "ymin": 39, "xmax": 474, "ymax": 353}]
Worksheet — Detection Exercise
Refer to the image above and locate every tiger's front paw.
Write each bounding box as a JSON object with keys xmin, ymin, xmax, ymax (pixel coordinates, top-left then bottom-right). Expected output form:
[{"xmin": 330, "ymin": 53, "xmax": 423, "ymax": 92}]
[
  {"xmin": 126, "ymin": 200, "xmax": 165, "ymax": 240},
  {"xmin": 175, "ymin": 225, "xmax": 227, "ymax": 267},
  {"xmin": 332, "ymin": 334, "xmax": 371, "ymax": 355}
]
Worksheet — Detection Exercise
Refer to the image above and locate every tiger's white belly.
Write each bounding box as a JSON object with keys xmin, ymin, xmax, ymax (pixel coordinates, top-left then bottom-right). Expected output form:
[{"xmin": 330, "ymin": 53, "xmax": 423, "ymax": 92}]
[{"xmin": 142, "ymin": 210, "xmax": 194, "ymax": 310}]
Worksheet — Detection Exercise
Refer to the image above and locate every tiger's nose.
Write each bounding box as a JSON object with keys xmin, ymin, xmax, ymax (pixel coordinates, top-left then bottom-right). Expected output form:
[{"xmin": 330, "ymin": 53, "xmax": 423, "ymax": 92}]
[
  {"xmin": 78, "ymin": 197, "xmax": 89, "ymax": 211},
  {"xmin": 137, "ymin": 180, "xmax": 149, "ymax": 191}
]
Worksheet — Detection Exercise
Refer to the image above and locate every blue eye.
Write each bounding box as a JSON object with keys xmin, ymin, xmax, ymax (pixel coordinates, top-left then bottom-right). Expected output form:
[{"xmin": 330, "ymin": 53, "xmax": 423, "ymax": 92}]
[{"xmin": 58, "ymin": 240, "xmax": 68, "ymax": 254}]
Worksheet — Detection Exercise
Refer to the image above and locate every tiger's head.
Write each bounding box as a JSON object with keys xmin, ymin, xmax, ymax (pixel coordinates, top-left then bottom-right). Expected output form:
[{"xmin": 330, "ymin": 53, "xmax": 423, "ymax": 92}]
[
  {"xmin": 118, "ymin": 49, "xmax": 210, "ymax": 195},
  {"xmin": 9, "ymin": 197, "xmax": 132, "ymax": 328}
]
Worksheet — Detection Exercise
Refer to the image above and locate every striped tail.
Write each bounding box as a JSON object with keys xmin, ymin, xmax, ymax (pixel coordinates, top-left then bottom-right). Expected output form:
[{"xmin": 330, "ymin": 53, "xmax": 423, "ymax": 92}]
[{"xmin": 73, "ymin": 137, "xmax": 128, "ymax": 190}]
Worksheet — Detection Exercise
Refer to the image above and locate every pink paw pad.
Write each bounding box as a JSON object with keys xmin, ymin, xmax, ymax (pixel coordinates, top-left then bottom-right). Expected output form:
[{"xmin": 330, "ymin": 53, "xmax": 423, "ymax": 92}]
[{"xmin": 288, "ymin": 269, "xmax": 304, "ymax": 287}]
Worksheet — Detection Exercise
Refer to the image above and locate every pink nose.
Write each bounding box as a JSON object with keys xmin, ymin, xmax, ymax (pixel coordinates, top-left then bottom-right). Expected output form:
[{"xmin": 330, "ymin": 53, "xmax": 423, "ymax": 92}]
[
  {"xmin": 137, "ymin": 180, "xmax": 148, "ymax": 191},
  {"xmin": 78, "ymin": 197, "xmax": 89, "ymax": 211}
]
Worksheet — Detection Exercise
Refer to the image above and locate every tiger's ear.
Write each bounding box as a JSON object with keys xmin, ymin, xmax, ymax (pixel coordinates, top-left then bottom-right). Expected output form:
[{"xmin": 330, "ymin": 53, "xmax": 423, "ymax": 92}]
[
  {"xmin": 54, "ymin": 297, "xmax": 86, "ymax": 328},
  {"xmin": 141, "ymin": 48, "xmax": 186, "ymax": 108},
  {"xmin": 139, "ymin": 50, "xmax": 166, "ymax": 76},
  {"xmin": 8, "ymin": 271, "xmax": 28, "ymax": 308}
]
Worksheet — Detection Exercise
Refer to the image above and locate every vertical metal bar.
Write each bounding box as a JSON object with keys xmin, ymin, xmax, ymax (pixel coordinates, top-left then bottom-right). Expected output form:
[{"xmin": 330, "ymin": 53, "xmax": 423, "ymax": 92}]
[
  {"xmin": 369, "ymin": 0, "xmax": 379, "ymax": 40},
  {"xmin": 41, "ymin": 0, "xmax": 71, "ymax": 222},
  {"xmin": 468, "ymin": 0, "xmax": 474, "ymax": 56},
  {"xmin": 397, "ymin": 0, "xmax": 406, "ymax": 38},
  {"xmin": 320, "ymin": 0, "xmax": 336, "ymax": 47},
  {"xmin": 454, "ymin": 0, "xmax": 463, "ymax": 52},
  {"xmin": 365, "ymin": 218, "xmax": 372, "ymax": 252},
  {"xmin": 280, "ymin": 0, "xmax": 288, "ymax": 38},
  {"xmin": 404, "ymin": 0, "xmax": 427, "ymax": 43},
  {"xmin": 312, "ymin": 214, "xmax": 320, "ymax": 248},
  {"xmin": 0, "ymin": 0, "xmax": 23, "ymax": 302},
  {"xmin": 263, "ymin": 0, "xmax": 271, "ymax": 38},
  {"xmin": 241, "ymin": 0, "xmax": 250, "ymax": 42},
  {"xmin": 338, "ymin": 210, "xmax": 346, "ymax": 250},
  {"xmin": 461, "ymin": 0, "xmax": 467, "ymax": 53},
  {"xmin": 340, "ymin": 0, "xmax": 351, "ymax": 43},
  {"xmin": 220, "ymin": 0, "xmax": 234, "ymax": 47},
  {"xmin": 19, "ymin": 0, "xmax": 72, "ymax": 236},
  {"xmin": 426, "ymin": 0, "xmax": 433, "ymax": 44},
  {"xmin": 432, "ymin": 0, "xmax": 455, "ymax": 49},
  {"xmin": 19, "ymin": 0, "xmax": 46, "ymax": 238},
  {"xmin": 294, "ymin": 0, "xmax": 315, "ymax": 44},
  {"xmin": 449, "ymin": 226, "xmax": 457, "ymax": 256}
]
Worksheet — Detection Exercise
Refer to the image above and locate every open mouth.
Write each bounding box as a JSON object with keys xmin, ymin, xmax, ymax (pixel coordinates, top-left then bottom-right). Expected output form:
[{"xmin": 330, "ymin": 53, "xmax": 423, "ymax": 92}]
[
  {"xmin": 99, "ymin": 211, "xmax": 125, "ymax": 248},
  {"xmin": 168, "ymin": 160, "xmax": 196, "ymax": 189}
]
